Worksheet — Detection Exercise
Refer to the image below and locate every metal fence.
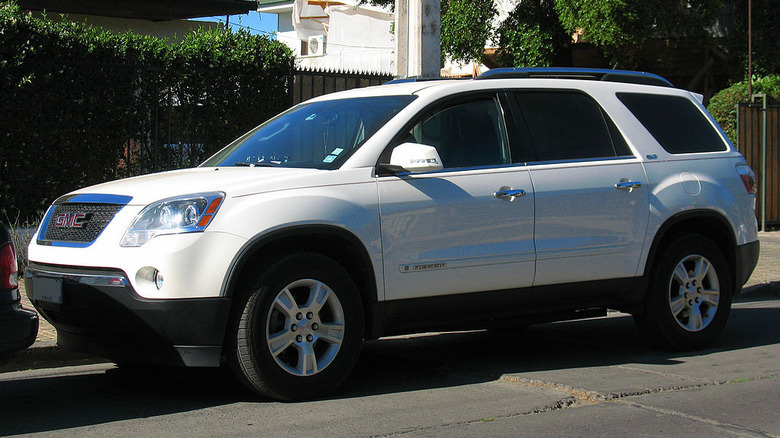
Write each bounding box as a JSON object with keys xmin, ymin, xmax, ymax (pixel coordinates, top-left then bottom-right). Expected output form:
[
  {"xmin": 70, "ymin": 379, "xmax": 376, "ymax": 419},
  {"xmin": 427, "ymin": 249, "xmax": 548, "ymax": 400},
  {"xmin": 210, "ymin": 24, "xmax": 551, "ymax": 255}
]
[
  {"xmin": 737, "ymin": 102, "xmax": 780, "ymax": 229},
  {"xmin": 289, "ymin": 68, "xmax": 394, "ymax": 106}
]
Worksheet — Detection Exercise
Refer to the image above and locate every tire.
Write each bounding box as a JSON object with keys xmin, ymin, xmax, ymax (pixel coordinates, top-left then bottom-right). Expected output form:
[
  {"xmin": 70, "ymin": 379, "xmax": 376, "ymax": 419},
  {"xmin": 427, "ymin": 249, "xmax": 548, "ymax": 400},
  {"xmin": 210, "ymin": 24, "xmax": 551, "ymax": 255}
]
[
  {"xmin": 635, "ymin": 234, "xmax": 733, "ymax": 351},
  {"xmin": 228, "ymin": 253, "xmax": 364, "ymax": 400}
]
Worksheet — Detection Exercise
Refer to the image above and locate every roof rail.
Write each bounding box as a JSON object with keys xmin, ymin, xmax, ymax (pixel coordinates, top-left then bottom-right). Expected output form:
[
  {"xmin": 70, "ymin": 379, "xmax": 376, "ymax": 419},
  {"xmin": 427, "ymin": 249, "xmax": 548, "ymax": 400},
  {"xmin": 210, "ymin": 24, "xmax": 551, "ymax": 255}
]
[
  {"xmin": 476, "ymin": 67, "xmax": 674, "ymax": 88},
  {"xmin": 383, "ymin": 77, "xmax": 460, "ymax": 85}
]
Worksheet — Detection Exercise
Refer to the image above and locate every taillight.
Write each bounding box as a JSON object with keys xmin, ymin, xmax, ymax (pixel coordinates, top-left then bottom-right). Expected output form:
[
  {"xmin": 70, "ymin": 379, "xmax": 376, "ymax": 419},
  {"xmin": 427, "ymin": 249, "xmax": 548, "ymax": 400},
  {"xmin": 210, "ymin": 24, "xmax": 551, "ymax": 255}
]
[
  {"xmin": 736, "ymin": 164, "xmax": 757, "ymax": 195},
  {"xmin": 1, "ymin": 242, "xmax": 18, "ymax": 289}
]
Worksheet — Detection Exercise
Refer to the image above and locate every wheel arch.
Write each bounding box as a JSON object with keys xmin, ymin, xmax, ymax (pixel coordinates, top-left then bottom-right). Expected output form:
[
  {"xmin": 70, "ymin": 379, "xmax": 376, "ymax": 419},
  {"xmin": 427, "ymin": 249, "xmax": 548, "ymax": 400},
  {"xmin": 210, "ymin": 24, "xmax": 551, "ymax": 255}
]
[
  {"xmin": 643, "ymin": 210, "xmax": 738, "ymax": 294},
  {"xmin": 221, "ymin": 225, "xmax": 379, "ymax": 337}
]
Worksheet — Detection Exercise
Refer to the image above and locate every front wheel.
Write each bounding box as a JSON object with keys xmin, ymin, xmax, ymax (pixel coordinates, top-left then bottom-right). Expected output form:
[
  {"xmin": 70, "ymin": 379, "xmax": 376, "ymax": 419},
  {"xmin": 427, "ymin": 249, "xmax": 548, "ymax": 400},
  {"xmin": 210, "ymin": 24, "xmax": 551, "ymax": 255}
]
[
  {"xmin": 635, "ymin": 234, "xmax": 733, "ymax": 351},
  {"xmin": 228, "ymin": 253, "xmax": 364, "ymax": 400}
]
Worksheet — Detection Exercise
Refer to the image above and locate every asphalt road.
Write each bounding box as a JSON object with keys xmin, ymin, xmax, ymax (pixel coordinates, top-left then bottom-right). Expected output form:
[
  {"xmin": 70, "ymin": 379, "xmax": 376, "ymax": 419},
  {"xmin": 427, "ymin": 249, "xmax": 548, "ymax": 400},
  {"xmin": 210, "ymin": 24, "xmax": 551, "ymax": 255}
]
[{"xmin": 1, "ymin": 291, "xmax": 778, "ymax": 437}]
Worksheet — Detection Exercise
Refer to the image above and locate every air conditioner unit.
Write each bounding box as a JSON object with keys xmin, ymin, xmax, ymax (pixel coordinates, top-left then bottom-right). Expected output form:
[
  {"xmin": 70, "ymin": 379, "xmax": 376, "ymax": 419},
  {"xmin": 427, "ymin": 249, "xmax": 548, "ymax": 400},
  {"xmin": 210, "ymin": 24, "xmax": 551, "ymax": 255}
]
[{"xmin": 307, "ymin": 35, "xmax": 326, "ymax": 57}]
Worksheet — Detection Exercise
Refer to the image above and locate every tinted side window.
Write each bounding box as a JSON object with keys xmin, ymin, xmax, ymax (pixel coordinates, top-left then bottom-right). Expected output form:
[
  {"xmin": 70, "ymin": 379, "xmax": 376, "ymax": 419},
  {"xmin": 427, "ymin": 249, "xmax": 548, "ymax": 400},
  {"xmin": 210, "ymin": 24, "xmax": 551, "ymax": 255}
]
[
  {"xmin": 513, "ymin": 92, "xmax": 628, "ymax": 161},
  {"xmin": 407, "ymin": 98, "xmax": 510, "ymax": 169},
  {"xmin": 617, "ymin": 93, "xmax": 727, "ymax": 154}
]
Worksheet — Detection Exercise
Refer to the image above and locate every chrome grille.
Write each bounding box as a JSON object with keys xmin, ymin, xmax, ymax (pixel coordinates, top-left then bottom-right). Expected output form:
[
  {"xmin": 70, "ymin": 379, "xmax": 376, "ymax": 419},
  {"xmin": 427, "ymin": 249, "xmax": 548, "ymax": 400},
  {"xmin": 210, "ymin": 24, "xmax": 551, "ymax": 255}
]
[{"xmin": 41, "ymin": 203, "xmax": 123, "ymax": 243}]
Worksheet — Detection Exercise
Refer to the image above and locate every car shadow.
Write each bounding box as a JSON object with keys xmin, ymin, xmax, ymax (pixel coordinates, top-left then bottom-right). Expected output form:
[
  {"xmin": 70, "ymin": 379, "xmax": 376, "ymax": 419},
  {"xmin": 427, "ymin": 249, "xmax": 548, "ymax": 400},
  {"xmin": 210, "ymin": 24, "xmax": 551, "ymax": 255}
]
[
  {"xmin": 0, "ymin": 298, "xmax": 777, "ymax": 436},
  {"xmin": 340, "ymin": 298, "xmax": 780, "ymax": 397}
]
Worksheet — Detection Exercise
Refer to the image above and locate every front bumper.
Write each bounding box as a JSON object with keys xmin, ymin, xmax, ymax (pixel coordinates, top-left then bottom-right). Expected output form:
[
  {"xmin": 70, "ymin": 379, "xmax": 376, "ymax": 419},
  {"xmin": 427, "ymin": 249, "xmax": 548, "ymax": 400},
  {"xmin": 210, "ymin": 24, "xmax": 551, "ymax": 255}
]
[{"xmin": 24, "ymin": 263, "xmax": 231, "ymax": 367}]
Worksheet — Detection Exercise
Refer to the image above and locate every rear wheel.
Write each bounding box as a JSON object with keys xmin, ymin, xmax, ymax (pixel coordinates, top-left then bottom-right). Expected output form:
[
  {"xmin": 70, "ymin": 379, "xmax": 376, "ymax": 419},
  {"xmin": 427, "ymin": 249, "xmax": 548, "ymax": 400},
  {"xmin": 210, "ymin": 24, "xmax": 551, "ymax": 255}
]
[
  {"xmin": 228, "ymin": 253, "xmax": 364, "ymax": 400},
  {"xmin": 635, "ymin": 234, "xmax": 733, "ymax": 350}
]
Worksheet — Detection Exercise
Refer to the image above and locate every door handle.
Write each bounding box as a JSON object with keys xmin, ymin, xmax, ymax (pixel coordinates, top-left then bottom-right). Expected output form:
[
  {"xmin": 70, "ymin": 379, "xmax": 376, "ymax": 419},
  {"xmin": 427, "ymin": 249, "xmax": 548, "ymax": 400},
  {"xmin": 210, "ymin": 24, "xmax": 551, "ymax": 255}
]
[
  {"xmin": 614, "ymin": 180, "xmax": 642, "ymax": 192},
  {"xmin": 494, "ymin": 187, "xmax": 526, "ymax": 202}
]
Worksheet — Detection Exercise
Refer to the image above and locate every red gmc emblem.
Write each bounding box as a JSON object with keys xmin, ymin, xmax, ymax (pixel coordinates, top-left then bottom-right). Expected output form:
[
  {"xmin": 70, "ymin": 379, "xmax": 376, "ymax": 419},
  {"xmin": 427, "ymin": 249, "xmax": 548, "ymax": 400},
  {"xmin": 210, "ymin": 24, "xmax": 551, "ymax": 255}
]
[{"xmin": 54, "ymin": 212, "xmax": 93, "ymax": 229}]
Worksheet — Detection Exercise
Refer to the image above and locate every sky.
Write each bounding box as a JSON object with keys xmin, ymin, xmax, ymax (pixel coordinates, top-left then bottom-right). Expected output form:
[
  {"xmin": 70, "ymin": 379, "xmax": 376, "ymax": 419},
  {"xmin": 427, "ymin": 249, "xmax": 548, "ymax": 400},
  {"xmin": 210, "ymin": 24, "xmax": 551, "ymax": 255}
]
[{"xmin": 191, "ymin": 11, "xmax": 279, "ymax": 38}]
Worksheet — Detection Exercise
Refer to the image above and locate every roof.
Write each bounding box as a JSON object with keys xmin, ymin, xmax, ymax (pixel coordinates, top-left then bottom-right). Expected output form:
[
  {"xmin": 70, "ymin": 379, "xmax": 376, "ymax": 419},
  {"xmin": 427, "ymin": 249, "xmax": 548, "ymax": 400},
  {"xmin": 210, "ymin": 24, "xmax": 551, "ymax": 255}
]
[
  {"xmin": 307, "ymin": 71, "xmax": 688, "ymax": 106},
  {"xmin": 17, "ymin": 0, "xmax": 256, "ymax": 21}
]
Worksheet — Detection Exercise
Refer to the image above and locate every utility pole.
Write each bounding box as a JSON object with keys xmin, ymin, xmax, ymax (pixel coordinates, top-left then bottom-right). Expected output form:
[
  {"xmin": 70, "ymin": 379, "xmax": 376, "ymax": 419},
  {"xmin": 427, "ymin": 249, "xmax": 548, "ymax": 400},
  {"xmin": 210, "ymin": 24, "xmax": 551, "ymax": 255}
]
[
  {"xmin": 748, "ymin": 0, "xmax": 752, "ymax": 96},
  {"xmin": 395, "ymin": 0, "xmax": 441, "ymax": 78}
]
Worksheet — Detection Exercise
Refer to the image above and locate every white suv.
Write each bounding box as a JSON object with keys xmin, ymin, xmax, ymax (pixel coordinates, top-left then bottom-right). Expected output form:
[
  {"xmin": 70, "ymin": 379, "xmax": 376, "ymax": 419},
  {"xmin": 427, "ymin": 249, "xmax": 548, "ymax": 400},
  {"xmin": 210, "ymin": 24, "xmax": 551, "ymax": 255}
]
[{"xmin": 26, "ymin": 68, "xmax": 760, "ymax": 400}]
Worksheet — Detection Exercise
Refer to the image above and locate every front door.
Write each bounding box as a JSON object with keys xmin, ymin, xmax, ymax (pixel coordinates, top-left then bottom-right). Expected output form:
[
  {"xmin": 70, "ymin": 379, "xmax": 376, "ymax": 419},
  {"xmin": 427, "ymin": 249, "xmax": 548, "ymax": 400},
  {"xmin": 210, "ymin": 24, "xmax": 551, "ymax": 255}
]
[{"xmin": 378, "ymin": 96, "xmax": 536, "ymax": 303}]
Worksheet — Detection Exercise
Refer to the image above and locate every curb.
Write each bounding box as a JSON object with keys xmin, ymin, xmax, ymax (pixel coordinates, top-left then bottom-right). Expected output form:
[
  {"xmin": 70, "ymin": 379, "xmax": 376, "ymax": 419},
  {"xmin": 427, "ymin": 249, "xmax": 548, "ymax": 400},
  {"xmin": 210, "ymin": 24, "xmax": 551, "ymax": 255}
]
[
  {"xmin": 736, "ymin": 281, "xmax": 780, "ymax": 301},
  {"xmin": 0, "ymin": 345, "xmax": 108, "ymax": 374}
]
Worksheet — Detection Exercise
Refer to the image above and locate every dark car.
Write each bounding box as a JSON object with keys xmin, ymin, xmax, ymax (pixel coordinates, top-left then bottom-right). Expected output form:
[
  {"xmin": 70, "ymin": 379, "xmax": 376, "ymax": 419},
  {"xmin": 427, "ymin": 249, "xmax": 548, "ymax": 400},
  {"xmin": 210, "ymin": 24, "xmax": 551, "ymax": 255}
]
[{"xmin": 0, "ymin": 221, "xmax": 38, "ymax": 355}]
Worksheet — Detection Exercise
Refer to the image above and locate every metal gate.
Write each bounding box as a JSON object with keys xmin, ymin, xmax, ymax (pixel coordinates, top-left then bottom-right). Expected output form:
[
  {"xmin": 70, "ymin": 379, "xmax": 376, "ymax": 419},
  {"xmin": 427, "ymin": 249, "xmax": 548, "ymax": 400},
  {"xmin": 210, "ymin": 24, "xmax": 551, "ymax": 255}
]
[
  {"xmin": 288, "ymin": 68, "xmax": 394, "ymax": 107},
  {"xmin": 737, "ymin": 101, "xmax": 780, "ymax": 229}
]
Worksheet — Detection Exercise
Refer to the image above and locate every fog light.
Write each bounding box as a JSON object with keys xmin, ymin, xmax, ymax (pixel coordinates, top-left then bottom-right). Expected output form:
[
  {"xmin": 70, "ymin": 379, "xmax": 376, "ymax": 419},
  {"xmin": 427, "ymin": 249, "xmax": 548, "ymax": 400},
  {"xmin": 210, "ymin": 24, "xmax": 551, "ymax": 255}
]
[
  {"xmin": 135, "ymin": 266, "xmax": 166, "ymax": 293},
  {"xmin": 154, "ymin": 270, "xmax": 164, "ymax": 290}
]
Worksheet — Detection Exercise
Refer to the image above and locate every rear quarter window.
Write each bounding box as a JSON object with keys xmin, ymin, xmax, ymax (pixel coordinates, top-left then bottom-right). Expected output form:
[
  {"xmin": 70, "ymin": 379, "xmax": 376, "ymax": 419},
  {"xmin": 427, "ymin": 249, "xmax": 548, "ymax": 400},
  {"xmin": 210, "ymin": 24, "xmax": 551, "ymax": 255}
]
[{"xmin": 617, "ymin": 93, "xmax": 727, "ymax": 154}]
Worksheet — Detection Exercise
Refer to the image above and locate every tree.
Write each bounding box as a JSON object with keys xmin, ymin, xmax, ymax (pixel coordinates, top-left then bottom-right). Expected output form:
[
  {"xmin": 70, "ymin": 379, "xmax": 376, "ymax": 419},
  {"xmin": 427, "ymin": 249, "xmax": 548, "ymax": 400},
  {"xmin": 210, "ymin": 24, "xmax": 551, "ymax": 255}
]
[
  {"xmin": 440, "ymin": 0, "xmax": 496, "ymax": 65},
  {"xmin": 556, "ymin": 0, "xmax": 723, "ymax": 67},
  {"xmin": 361, "ymin": 0, "xmax": 495, "ymax": 65},
  {"xmin": 495, "ymin": 0, "xmax": 570, "ymax": 67},
  {"xmin": 368, "ymin": 0, "xmax": 731, "ymax": 70},
  {"xmin": 727, "ymin": 0, "xmax": 780, "ymax": 77}
]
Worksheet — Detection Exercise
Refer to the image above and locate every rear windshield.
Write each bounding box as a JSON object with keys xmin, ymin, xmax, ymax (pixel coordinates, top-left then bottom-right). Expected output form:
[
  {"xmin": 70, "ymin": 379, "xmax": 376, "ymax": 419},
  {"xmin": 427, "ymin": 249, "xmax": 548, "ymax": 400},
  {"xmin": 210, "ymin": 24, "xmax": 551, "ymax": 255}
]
[
  {"xmin": 203, "ymin": 96, "xmax": 416, "ymax": 169},
  {"xmin": 617, "ymin": 93, "xmax": 727, "ymax": 154}
]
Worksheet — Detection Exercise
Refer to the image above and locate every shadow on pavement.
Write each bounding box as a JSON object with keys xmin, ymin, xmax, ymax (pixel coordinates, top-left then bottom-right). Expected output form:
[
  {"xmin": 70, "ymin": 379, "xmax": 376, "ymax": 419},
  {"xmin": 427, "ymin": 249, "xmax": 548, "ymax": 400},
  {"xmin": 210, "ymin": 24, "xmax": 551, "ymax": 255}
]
[
  {"xmin": 0, "ymin": 298, "xmax": 777, "ymax": 436},
  {"xmin": 342, "ymin": 298, "xmax": 780, "ymax": 396},
  {"xmin": 0, "ymin": 366, "xmax": 252, "ymax": 436}
]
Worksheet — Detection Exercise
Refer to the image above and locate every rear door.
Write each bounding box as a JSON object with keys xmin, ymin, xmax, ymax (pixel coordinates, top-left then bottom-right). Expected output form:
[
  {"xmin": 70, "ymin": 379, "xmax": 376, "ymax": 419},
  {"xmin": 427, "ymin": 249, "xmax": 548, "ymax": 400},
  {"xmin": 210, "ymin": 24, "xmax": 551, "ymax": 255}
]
[{"xmin": 510, "ymin": 91, "xmax": 649, "ymax": 293}]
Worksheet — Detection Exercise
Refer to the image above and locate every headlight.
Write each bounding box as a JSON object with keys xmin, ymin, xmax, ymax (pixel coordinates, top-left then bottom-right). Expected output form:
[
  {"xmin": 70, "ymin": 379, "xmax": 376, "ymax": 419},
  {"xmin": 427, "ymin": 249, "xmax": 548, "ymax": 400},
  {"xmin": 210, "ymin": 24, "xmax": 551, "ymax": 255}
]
[{"xmin": 121, "ymin": 192, "xmax": 225, "ymax": 247}]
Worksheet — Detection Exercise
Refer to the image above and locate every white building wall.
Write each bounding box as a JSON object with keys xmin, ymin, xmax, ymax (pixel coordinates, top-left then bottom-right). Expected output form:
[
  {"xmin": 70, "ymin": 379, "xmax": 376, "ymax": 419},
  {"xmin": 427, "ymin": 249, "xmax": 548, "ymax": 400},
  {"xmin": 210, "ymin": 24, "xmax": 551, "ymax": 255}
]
[{"xmin": 259, "ymin": 1, "xmax": 394, "ymax": 74}]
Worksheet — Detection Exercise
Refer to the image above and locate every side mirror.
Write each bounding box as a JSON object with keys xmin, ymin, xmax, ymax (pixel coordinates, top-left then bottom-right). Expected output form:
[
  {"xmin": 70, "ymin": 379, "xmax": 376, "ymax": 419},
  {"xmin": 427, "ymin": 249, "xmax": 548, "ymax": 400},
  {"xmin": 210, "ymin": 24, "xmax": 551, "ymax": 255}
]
[{"xmin": 388, "ymin": 142, "xmax": 444, "ymax": 173}]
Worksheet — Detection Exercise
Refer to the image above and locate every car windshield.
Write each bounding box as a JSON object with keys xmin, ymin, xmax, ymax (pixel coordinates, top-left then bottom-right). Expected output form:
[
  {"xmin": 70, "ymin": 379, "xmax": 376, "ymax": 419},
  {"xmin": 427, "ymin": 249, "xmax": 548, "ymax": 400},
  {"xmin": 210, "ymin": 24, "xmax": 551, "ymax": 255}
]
[{"xmin": 203, "ymin": 96, "xmax": 416, "ymax": 169}]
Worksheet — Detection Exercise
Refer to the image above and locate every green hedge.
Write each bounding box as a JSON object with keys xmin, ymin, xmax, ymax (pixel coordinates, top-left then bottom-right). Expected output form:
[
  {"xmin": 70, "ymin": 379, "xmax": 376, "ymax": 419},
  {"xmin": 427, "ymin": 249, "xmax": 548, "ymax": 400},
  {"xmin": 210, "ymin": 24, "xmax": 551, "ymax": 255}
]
[
  {"xmin": 0, "ymin": 3, "xmax": 293, "ymax": 222},
  {"xmin": 708, "ymin": 75, "xmax": 780, "ymax": 146}
]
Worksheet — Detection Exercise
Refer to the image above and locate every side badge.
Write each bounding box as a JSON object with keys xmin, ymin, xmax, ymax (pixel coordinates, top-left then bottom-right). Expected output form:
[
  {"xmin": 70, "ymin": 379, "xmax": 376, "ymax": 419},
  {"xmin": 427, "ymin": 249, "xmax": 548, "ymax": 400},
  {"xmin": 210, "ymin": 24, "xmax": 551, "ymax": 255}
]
[{"xmin": 399, "ymin": 263, "xmax": 447, "ymax": 273}]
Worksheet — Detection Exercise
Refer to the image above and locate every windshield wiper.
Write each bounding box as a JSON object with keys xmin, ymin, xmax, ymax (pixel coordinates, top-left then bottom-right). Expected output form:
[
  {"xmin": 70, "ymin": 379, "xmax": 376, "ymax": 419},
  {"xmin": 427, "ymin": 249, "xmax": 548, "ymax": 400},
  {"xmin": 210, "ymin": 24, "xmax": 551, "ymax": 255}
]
[{"xmin": 234, "ymin": 162, "xmax": 281, "ymax": 167}]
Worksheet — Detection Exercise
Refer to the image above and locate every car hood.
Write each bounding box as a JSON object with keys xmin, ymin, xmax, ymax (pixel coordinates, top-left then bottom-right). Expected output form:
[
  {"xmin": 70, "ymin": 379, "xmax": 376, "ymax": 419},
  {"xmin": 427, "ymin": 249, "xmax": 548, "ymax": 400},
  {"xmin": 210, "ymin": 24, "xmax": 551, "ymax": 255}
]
[{"xmin": 69, "ymin": 167, "xmax": 337, "ymax": 205}]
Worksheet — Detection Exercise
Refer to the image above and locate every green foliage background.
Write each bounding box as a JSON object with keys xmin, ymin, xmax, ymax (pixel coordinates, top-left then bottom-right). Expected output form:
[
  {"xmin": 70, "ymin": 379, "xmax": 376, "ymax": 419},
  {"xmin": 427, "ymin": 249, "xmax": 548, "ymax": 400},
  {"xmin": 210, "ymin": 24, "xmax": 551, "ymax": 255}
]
[
  {"xmin": 361, "ymin": 0, "xmax": 498, "ymax": 67},
  {"xmin": 365, "ymin": 0, "xmax": 732, "ymax": 71},
  {"xmin": 495, "ymin": 0, "xmax": 570, "ymax": 68},
  {"xmin": 727, "ymin": 0, "xmax": 780, "ymax": 77},
  {"xmin": 0, "ymin": 3, "xmax": 293, "ymax": 222},
  {"xmin": 707, "ymin": 75, "xmax": 780, "ymax": 145},
  {"xmin": 440, "ymin": 0, "xmax": 496, "ymax": 65}
]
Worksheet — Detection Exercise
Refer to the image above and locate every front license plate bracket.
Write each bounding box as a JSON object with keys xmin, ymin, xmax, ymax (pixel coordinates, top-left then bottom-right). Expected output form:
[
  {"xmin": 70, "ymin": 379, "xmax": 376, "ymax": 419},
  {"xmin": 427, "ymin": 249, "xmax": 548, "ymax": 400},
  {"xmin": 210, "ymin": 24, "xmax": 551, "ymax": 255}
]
[{"xmin": 32, "ymin": 276, "xmax": 64, "ymax": 305}]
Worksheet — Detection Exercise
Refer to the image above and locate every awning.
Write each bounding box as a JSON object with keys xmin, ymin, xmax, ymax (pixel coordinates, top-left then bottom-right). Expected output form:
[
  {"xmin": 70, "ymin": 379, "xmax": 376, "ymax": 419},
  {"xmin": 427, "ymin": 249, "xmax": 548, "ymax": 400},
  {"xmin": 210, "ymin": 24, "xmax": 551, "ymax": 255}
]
[{"xmin": 18, "ymin": 0, "xmax": 257, "ymax": 21}]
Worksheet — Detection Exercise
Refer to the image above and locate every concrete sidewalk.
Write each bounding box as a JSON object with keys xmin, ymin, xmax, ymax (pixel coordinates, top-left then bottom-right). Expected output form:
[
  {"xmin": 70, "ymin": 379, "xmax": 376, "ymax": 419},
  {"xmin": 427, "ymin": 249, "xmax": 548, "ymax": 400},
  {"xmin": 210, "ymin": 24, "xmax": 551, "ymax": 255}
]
[
  {"xmin": 5, "ymin": 231, "xmax": 779, "ymax": 373},
  {"xmin": 741, "ymin": 231, "xmax": 780, "ymax": 294}
]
